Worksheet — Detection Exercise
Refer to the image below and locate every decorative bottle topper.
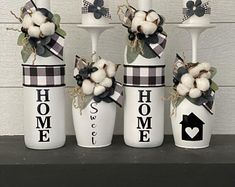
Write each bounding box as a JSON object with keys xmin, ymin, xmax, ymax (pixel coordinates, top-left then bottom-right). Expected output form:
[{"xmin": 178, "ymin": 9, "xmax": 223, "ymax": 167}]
[
  {"xmin": 81, "ymin": 0, "xmax": 111, "ymax": 25},
  {"xmin": 82, "ymin": 0, "xmax": 111, "ymax": 19},
  {"xmin": 71, "ymin": 56, "xmax": 123, "ymax": 112},
  {"xmin": 183, "ymin": 0, "xmax": 211, "ymax": 22},
  {"xmin": 118, "ymin": 3, "xmax": 167, "ymax": 63},
  {"xmin": 9, "ymin": 0, "xmax": 66, "ymax": 63},
  {"xmin": 171, "ymin": 54, "xmax": 218, "ymax": 115}
]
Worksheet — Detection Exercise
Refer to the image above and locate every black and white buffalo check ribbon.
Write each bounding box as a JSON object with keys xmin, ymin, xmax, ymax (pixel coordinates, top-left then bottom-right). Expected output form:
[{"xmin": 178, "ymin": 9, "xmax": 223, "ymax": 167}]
[
  {"xmin": 202, "ymin": 91, "xmax": 215, "ymax": 115},
  {"xmin": 110, "ymin": 82, "xmax": 124, "ymax": 107},
  {"xmin": 124, "ymin": 65, "xmax": 165, "ymax": 87},
  {"xmin": 82, "ymin": 0, "xmax": 111, "ymax": 19},
  {"xmin": 23, "ymin": 65, "xmax": 65, "ymax": 87},
  {"xmin": 22, "ymin": 1, "xmax": 65, "ymax": 61},
  {"xmin": 149, "ymin": 33, "xmax": 167, "ymax": 59}
]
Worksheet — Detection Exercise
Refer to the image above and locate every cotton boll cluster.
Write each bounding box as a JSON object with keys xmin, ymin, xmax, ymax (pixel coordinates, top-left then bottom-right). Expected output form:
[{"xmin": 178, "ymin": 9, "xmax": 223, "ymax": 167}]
[
  {"xmin": 91, "ymin": 59, "xmax": 117, "ymax": 96},
  {"xmin": 74, "ymin": 59, "xmax": 118, "ymax": 98},
  {"xmin": 21, "ymin": 10, "xmax": 56, "ymax": 39},
  {"xmin": 131, "ymin": 10, "xmax": 161, "ymax": 36},
  {"xmin": 176, "ymin": 62, "xmax": 212, "ymax": 99},
  {"xmin": 189, "ymin": 62, "xmax": 211, "ymax": 78}
]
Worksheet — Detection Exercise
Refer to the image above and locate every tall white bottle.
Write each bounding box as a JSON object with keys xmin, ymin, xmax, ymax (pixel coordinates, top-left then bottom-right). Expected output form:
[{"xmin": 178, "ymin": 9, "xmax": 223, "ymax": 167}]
[
  {"xmin": 23, "ymin": 0, "xmax": 66, "ymax": 150},
  {"xmin": 123, "ymin": 0, "xmax": 165, "ymax": 148}
]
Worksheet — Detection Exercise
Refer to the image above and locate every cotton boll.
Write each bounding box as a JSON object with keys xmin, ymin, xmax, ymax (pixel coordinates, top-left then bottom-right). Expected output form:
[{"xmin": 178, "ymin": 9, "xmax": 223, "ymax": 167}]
[
  {"xmin": 106, "ymin": 61, "xmax": 116, "ymax": 78},
  {"xmin": 82, "ymin": 79, "xmax": 95, "ymax": 95},
  {"xmin": 196, "ymin": 64, "xmax": 206, "ymax": 72},
  {"xmin": 40, "ymin": 22, "xmax": 55, "ymax": 36},
  {"xmin": 181, "ymin": 73, "xmax": 195, "ymax": 89},
  {"xmin": 140, "ymin": 21, "xmax": 157, "ymax": 35},
  {"xmin": 200, "ymin": 72, "xmax": 211, "ymax": 79},
  {"xmin": 201, "ymin": 62, "xmax": 211, "ymax": 71},
  {"xmin": 90, "ymin": 69, "xmax": 106, "ymax": 83},
  {"xmin": 131, "ymin": 17, "xmax": 144, "ymax": 32},
  {"xmin": 134, "ymin": 11, "xmax": 147, "ymax": 21},
  {"xmin": 196, "ymin": 78, "xmax": 210, "ymax": 92},
  {"xmin": 28, "ymin": 26, "xmax": 41, "ymax": 38},
  {"xmin": 189, "ymin": 88, "xmax": 202, "ymax": 99},
  {"xmin": 176, "ymin": 83, "xmax": 190, "ymax": 96},
  {"xmin": 189, "ymin": 67, "xmax": 200, "ymax": 78},
  {"xmin": 22, "ymin": 14, "xmax": 34, "ymax": 29},
  {"xmin": 94, "ymin": 59, "xmax": 107, "ymax": 69},
  {"xmin": 32, "ymin": 11, "xmax": 47, "ymax": 26},
  {"xmin": 100, "ymin": 78, "xmax": 113, "ymax": 88},
  {"xmin": 146, "ymin": 11, "xmax": 160, "ymax": 23},
  {"xmin": 94, "ymin": 85, "xmax": 106, "ymax": 96}
]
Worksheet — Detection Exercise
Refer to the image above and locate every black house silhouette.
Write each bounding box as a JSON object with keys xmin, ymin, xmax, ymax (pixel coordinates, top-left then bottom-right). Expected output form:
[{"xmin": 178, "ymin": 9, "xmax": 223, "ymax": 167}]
[{"xmin": 180, "ymin": 113, "xmax": 205, "ymax": 141}]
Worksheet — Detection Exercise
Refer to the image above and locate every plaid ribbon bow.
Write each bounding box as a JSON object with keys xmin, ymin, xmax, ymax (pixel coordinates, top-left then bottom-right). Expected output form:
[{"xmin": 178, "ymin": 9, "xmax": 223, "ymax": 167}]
[
  {"xmin": 75, "ymin": 56, "xmax": 124, "ymax": 107},
  {"xmin": 82, "ymin": 0, "xmax": 111, "ymax": 19},
  {"xmin": 110, "ymin": 82, "xmax": 124, "ymax": 107},
  {"xmin": 174, "ymin": 55, "xmax": 214, "ymax": 115},
  {"xmin": 22, "ymin": 0, "xmax": 65, "ymax": 61},
  {"xmin": 149, "ymin": 33, "xmax": 167, "ymax": 59},
  {"xmin": 121, "ymin": 6, "xmax": 167, "ymax": 59}
]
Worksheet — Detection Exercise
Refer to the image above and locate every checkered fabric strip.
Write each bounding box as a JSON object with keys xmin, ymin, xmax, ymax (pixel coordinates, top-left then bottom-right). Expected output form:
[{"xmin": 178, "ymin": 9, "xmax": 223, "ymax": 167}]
[
  {"xmin": 45, "ymin": 33, "xmax": 65, "ymax": 61},
  {"xmin": 203, "ymin": 91, "xmax": 215, "ymax": 115},
  {"xmin": 110, "ymin": 82, "xmax": 124, "ymax": 107},
  {"xmin": 82, "ymin": 0, "xmax": 111, "ymax": 19},
  {"xmin": 82, "ymin": 0, "xmax": 92, "ymax": 14},
  {"xmin": 124, "ymin": 65, "xmax": 165, "ymax": 87},
  {"xmin": 149, "ymin": 33, "xmax": 167, "ymax": 59},
  {"xmin": 23, "ymin": 65, "xmax": 66, "ymax": 87},
  {"xmin": 173, "ymin": 54, "xmax": 185, "ymax": 78},
  {"xmin": 22, "ymin": 0, "xmax": 37, "ymax": 17}
]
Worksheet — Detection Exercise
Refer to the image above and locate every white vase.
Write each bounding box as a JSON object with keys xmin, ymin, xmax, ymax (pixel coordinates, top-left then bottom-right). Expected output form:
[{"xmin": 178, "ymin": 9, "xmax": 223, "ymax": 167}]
[
  {"xmin": 123, "ymin": 47, "xmax": 165, "ymax": 148},
  {"xmin": 72, "ymin": 99, "xmax": 116, "ymax": 148},
  {"xmin": 171, "ymin": 98, "xmax": 214, "ymax": 149}
]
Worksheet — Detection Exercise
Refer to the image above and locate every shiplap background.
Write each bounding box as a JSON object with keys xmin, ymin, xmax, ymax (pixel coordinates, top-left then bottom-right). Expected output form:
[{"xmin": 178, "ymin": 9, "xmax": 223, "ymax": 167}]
[{"xmin": 0, "ymin": 0, "xmax": 235, "ymax": 135}]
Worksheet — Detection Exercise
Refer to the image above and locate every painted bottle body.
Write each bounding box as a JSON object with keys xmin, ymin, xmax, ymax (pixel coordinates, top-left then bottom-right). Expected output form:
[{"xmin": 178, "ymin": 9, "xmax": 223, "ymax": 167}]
[
  {"xmin": 123, "ymin": 48, "xmax": 165, "ymax": 148},
  {"xmin": 22, "ymin": 0, "xmax": 66, "ymax": 150},
  {"xmin": 72, "ymin": 99, "xmax": 116, "ymax": 148},
  {"xmin": 171, "ymin": 98, "xmax": 214, "ymax": 149}
]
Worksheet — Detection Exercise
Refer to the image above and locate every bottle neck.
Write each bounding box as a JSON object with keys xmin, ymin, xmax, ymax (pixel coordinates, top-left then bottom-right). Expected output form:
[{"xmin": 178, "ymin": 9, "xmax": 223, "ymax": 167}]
[
  {"xmin": 35, "ymin": 0, "xmax": 51, "ymax": 10},
  {"xmin": 138, "ymin": 0, "xmax": 152, "ymax": 11}
]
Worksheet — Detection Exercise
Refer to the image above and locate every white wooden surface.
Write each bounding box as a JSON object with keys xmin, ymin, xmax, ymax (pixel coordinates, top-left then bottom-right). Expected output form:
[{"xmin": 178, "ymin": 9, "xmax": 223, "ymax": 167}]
[{"xmin": 0, "ymin": 0, "xmax": 234, "ymax": 135}]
